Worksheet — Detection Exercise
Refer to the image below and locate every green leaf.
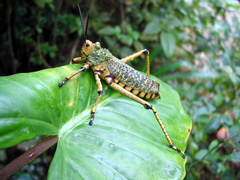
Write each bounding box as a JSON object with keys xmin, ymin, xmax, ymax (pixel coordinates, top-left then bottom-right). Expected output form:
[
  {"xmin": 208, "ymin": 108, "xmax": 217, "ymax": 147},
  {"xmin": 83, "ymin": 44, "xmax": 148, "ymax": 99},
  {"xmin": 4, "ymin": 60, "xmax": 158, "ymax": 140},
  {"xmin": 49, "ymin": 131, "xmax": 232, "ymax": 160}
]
[
  {"xmin": 143, "ymin": 19, "xmax": 161, "ymax": 35},
  {"xmin": 209, "ymin": 140, "xmax": 219, "ymax": 151},
  {"xmin": 34, "ymin": 0, "xmax": 45, "ymax": 8},
  {"xmin": 194, "ymin": 149, "xmax": 208, "ymax": 160},
  {"xmin": 223, "ymin": 66, "xmax": 240, "ymax": 86},
  {"xmin": 214, "ymin": 92, "xmax": 224, "ymax": 107},
  {"xmin": 223, "ymin": 152, "xmax": 240, "ymax": 162},
  {"xmin": 119, "ymin": 47, "xmax": 134, "ymax": 58},
  {"xmin": 34, "ymin": 0, "xmax": 52, "ymax": 8},
  {"xmin": 163, "ymin": 16, "xmax": 182, "ymax": 29},
  {"xmin": 160, "ymin": 32, "xmax": 176, "ymax": 58},
  {"xmin": 205, "ymin": 116, "xmax": 221, "ymax": 133},
  {"xmin": 133, "ymin": 40, "xmax": 144, "ymax": 51},
  {"xmin": 45, "ymin": 0, "xmax": 53, "ymax": 3},
  {"xmin": 0, "ymin": 65, "xmax": 191, "ymax": 179},
  {"xmin": 126, "ymin": 24, "xmax": 133, "ymax": 36},
  {"xmin": 36, "ymin": 26, "xmax": 42, "ymax": 33},
  {"xmin": 114, "ymin": 26, "xmax": 121, "ymax": 37},
  {"xmin": 98, "ymin": 27, "xmax": 116, "ymax": 36},
  {"xmin": 220, "ymin": 114, "xmax": 233, "ymax": 126}
]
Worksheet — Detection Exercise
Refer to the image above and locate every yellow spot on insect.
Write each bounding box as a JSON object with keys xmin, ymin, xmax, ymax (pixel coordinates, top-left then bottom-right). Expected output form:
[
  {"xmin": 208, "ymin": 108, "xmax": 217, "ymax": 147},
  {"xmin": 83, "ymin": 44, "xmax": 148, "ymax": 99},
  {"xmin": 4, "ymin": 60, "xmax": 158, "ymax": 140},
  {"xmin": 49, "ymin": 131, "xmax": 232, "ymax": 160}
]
[
  {"xmin": 118, "ymin": 82, "xmax": 125, "ymax": 87},
  {"xmin": 151, "ymin": 94, "xmax": 156, "ymax": 99},
  {"xmin": 125, "ymin": 86, "xmax": 132, "ymax": 91},
  {"xmin": 132, "ymin": 89, "xmax": 139, "ymax": 95},
  {"xmin": 139, "ymin": 92, "xmax": 146, "ymax": 98},
  {"xmin": 145, "ymin": 93, "xmax": 151, "ymax": 99},
  {"xmin": 68, "ymin": 102, "xmax": 73, "ymax": 107},
  {"xmin": 114, "ymin": 78, "xmax": 120, "ymax": 83}
]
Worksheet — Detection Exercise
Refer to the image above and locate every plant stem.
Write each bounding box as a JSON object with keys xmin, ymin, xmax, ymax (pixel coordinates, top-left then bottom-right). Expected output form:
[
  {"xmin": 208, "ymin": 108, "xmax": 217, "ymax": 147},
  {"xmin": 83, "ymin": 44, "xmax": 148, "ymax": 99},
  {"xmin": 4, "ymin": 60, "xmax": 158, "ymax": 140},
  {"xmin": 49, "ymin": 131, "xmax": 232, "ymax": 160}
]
[{"xmin": 0, "ymin": 135, "xmax": 58, "ymax": 180}]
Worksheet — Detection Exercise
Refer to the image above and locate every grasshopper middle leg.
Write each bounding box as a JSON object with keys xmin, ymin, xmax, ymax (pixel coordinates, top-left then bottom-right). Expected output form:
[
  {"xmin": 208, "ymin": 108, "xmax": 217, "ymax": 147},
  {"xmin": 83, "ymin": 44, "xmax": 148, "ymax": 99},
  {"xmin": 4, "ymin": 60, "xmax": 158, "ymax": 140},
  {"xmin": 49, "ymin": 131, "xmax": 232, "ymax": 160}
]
[
  {"xmin": 89, "ymin": 70, "xmax": 103, "ymax": 125},
  {"xmin": 105, "ymin": 76, "xmax": 186, "ymax": 158},
  {"xmin": 121, "ymin": 49, "xmax": 150, "ymax": 77}
]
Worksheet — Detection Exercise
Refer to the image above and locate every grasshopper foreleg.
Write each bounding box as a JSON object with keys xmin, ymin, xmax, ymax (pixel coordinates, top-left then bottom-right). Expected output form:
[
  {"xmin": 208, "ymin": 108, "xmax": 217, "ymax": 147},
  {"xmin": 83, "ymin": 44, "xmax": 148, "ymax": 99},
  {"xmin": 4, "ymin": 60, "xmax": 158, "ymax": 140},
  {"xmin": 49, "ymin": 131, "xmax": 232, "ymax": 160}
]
[
  {"xmin": 70, "ymin": 57, "xmax": 83, "ymax": 64},
  {"xmin": 59, "ymin": 62, "xmax": 92, "ymax": 87},
  {"xmin": 89, "ymin": 70, "xmax": 103, "ymax": 125},
  {"xmin": 105, "ymin": 76, "xmax": 185, "ymax": 158},
  {"xmin": 121, "ymin": 49, "xmax": 150, "ymax": 77}
]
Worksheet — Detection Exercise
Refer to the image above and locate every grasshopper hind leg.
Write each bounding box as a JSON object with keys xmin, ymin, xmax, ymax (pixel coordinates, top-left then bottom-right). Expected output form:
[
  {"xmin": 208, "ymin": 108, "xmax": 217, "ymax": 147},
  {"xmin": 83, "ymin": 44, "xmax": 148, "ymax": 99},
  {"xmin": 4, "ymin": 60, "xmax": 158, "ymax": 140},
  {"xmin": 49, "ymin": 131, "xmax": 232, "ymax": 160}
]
[
  {"xmin": 145, "ymin": 103, "xmax": 186, "ymax": 158},
  {"xmin": 105, "ymin": 76, "xmax": 186, "ymax": 158},
  {"xmin": 121, "ymin": 49, "xmax": 150, "ymax": 77}
]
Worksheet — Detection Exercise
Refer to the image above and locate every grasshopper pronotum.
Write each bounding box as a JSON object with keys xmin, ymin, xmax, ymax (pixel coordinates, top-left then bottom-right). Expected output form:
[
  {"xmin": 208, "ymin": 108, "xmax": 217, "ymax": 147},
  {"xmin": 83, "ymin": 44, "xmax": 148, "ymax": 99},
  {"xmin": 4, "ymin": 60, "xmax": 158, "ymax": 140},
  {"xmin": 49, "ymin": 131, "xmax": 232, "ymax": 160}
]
[{"xmin": 59, "ymin": 5, "xmax": 185, "ymax": 158}]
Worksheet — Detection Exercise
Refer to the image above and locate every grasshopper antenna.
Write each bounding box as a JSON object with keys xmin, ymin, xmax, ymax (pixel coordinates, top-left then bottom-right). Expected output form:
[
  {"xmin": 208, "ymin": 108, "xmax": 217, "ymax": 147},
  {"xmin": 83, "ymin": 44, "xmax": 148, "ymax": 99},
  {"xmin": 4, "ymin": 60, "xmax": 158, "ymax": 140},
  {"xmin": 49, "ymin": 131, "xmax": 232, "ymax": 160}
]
[
  {"xmin": 85, "ymin": 12, "xmax": 89, "ymax": 39},
  {"xmin": 77, "ymin": 4, "xmax": 86, "ymax": 40}
]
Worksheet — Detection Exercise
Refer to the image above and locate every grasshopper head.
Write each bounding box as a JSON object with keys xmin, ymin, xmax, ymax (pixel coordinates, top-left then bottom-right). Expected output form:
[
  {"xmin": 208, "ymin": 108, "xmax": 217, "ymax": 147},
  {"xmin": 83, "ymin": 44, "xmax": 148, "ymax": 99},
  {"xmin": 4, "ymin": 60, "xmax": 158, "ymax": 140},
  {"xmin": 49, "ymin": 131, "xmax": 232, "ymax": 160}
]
[{"xmin": 81, "ymin": 39, "xmax": 93, "ymax": 58}]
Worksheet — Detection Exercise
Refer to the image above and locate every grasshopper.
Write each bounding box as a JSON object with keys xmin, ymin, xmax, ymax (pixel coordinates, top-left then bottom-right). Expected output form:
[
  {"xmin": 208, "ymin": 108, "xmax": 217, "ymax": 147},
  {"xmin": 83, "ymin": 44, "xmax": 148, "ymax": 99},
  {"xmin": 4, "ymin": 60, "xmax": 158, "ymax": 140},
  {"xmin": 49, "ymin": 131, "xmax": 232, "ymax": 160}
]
[{"xmin": 59, "ymin": 5, "xmax": 185, "ymax": 158}]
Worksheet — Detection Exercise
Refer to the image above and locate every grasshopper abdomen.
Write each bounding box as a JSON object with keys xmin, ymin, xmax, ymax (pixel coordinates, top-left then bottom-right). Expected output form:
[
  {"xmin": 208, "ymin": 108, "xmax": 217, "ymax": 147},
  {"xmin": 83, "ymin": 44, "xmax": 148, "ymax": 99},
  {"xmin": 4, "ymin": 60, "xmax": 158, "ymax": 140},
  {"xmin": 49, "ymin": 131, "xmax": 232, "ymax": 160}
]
[{"xmin": 106, "ymin": 57, "xmax": 160, "ymax": 100}]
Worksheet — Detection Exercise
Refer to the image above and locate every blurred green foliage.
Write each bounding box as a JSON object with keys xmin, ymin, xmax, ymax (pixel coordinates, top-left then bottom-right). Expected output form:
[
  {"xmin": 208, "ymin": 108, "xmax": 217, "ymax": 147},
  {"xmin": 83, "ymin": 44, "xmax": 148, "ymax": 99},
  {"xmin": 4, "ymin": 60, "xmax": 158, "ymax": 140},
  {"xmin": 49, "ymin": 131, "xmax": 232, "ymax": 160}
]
[{"xmin": 0, "ymin": 0, "xmax": 240, "ymax": 179}]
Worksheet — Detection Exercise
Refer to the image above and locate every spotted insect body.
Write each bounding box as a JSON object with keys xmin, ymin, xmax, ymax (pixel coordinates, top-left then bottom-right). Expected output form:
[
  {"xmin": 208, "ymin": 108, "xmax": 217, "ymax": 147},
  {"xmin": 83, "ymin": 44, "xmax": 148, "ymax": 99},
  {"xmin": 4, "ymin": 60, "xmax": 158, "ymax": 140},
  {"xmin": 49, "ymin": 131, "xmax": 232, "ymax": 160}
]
[{"xmin": 106, "ymin": 57, "xmax": 160, "ymax": 100}]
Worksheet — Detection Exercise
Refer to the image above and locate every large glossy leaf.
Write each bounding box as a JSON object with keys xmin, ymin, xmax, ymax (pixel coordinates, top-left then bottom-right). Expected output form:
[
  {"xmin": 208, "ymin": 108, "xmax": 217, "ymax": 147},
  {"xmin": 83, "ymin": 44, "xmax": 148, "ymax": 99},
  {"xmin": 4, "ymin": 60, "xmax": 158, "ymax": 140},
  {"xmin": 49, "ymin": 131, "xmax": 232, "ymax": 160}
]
[{"xmin": 0, "ymin": 65, "xmax": 191, "ymax": 180}]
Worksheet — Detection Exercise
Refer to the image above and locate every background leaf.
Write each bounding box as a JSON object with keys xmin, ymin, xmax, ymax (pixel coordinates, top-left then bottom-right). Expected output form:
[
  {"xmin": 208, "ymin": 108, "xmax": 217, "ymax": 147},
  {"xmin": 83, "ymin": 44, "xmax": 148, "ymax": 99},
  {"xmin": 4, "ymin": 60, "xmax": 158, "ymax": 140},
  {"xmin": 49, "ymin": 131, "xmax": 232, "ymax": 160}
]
[
  {"xmin": 160, "ymin": 32, "xmax": 176, "ymax": 58},
  {"xmin": 98, "ymin": 27, "xmax": 116, "ymax": 36},
  {"xmin": 143, "ymin": 19, "xmax": 161, "ymax": 35},
  {"xmin": 223, "ymin": 152, "xmax": 240, "ymax": 162},
  {"xmin": 0, "ymin": 65, "xmax": 191, "ymax": 179}
]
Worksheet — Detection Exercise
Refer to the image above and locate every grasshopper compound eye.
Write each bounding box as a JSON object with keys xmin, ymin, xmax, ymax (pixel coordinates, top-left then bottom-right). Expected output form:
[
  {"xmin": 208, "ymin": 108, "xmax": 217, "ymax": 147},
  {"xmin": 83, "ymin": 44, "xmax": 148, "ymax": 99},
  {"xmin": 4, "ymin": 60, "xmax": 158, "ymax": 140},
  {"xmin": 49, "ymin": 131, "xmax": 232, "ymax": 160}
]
[{"xmin": 85, "ymin": 40, "xmax": 92, "ymax": 48}]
